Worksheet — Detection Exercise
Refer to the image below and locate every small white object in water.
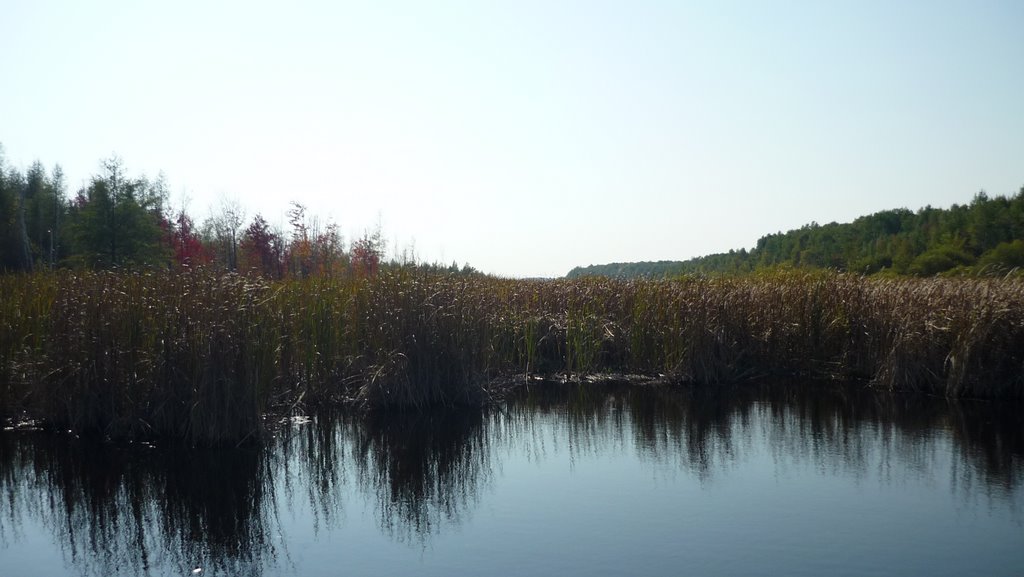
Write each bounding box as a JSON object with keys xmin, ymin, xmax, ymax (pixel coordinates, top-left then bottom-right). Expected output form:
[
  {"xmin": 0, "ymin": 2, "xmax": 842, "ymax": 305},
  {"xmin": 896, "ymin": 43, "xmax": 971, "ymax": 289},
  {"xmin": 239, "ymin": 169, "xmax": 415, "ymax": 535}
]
[{"xmin": 192, "ymin": 567, "xmax": 203, "ymax": 575}]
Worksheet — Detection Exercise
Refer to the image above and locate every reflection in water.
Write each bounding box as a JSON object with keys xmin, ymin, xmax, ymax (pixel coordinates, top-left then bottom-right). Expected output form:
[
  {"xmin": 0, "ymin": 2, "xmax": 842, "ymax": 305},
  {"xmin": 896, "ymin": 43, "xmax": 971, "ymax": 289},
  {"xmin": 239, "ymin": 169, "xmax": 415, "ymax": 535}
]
[
  {"xmin": 1, "ymin": 384, "xmax": 1022, "ymax": 576},
  {"xmin": 354, "ymin": 410, "xmax": 490, "ymax": 541},
  {"xmin": 510, "ymin": 383, "xmax": 1023, "ymax": 498},
  {"xmin": 0, "ymin": 438, "xmax": 277, "ymax": 576},
  {"xmin": 275, "ymin": 409, "xmax": 491, "ymax": 543}
]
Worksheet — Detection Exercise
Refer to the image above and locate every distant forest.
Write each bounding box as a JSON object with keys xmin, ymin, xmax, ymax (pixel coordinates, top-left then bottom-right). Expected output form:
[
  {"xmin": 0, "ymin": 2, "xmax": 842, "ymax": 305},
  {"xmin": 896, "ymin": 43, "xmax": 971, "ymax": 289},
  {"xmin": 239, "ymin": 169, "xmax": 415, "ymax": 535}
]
[
  {"xmin": 568, "ymin": 188, "xmax": 1024, "ymax": 278},
  {"xmin": 0, "ymin": 145, "xmax": 477, "ymax": 277},
  {"xmin": 4, "ymin": 144, "xmax": 1022, "ymax": 280}
]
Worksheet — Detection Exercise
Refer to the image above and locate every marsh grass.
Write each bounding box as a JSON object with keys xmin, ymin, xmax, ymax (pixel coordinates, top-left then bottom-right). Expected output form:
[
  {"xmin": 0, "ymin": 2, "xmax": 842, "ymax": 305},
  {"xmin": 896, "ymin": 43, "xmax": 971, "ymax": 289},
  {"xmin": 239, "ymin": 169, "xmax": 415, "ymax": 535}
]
[
  {"xmin": 1, "ymin": 269, "xmax": 1022, "ymax": 444},
  {"xmin": 34, "ymin": 271, "xmax": 276, "ymax": 444}
]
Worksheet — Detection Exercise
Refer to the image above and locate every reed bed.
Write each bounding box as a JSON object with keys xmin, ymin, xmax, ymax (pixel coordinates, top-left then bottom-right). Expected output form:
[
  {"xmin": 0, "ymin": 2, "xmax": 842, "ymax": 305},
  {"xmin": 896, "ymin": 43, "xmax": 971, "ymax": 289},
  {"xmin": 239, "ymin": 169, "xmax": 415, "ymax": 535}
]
[{"xmin": 1, "ymin": 269, "xmax": 1022, "ymax": 444}]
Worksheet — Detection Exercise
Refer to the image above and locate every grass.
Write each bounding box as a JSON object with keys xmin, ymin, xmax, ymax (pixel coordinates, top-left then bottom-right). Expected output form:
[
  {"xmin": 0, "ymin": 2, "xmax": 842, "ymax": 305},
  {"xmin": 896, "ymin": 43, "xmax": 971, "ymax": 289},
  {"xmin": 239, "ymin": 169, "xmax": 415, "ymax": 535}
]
[{"xmin": 1, "ymin": 268, "xmax": 1022, "ymax": 444}]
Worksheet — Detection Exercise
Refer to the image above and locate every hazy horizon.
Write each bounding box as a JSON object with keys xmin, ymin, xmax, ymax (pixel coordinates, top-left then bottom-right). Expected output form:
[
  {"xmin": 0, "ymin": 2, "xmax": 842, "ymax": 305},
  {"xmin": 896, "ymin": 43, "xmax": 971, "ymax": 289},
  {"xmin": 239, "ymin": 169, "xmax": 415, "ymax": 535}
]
[{"xmin": 3, "ymin": 0, "xmax": 1022, "ymax": 277}]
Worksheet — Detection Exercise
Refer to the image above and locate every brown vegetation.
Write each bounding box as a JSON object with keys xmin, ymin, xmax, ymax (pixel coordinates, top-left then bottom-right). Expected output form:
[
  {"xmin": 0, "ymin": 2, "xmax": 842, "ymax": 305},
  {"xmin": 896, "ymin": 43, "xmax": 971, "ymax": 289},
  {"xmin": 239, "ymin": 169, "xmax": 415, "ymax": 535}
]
[{"xmin": 1, "ymin": 269, "xmax": 1022, "ymax": 444}]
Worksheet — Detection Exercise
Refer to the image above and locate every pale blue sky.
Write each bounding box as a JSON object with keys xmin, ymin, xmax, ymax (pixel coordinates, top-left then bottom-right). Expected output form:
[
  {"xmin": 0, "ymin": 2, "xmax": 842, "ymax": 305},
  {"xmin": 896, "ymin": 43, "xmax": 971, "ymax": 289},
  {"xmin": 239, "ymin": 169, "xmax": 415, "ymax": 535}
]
[{"xmin": 2, "ymin": 0, "xmax": 1022, "ymax": 277}]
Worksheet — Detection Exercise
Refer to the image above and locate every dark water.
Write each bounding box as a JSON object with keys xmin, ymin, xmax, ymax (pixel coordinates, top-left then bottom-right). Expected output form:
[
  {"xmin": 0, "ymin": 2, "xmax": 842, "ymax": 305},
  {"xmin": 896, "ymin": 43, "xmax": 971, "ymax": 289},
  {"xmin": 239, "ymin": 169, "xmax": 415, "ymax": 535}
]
[{"xmin": 2, "ymin": 384, "xmax": 1022, "ymax": 577}]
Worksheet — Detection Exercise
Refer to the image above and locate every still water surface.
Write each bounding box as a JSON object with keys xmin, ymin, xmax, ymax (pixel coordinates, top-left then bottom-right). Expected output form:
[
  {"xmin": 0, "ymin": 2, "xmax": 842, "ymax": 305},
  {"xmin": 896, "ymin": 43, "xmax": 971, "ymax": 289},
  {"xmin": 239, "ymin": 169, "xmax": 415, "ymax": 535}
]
[{"xmin": 1, "ymin": 384, "xmax": 1022, "ymax": 576}]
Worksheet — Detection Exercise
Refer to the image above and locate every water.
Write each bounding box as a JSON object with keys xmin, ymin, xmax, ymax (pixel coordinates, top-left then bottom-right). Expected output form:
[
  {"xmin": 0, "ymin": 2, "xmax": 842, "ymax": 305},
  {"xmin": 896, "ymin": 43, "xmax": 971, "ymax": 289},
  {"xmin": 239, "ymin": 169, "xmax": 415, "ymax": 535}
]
[{"xmin": 1, "ymin": 384, "xmax": 1022, "ymax": 576}]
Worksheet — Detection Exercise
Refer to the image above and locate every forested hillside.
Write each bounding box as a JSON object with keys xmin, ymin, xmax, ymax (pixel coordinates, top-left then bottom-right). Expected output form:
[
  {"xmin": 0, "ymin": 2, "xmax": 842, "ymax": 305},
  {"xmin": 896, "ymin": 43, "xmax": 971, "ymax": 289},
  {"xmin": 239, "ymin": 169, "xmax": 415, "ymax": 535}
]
[{"xmin": 568, "ymin": 189, "xmax": 1024, "ymax": 278}]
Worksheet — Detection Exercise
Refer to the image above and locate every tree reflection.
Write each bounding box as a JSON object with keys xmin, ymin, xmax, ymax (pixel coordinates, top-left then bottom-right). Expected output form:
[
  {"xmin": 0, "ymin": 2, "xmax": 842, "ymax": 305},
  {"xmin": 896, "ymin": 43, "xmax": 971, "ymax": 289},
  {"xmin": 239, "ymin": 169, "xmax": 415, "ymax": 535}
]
[
  {"xmin": 0, "ymin": 436, "xmax": 278, "ymax": 577},
  {"xmin": 1, "ymin": 383, "xmax": 1021, "ymax": 575},
  {"xmin": 501, "ymin": 381, "xmax": 1023, "ymax": 500}
]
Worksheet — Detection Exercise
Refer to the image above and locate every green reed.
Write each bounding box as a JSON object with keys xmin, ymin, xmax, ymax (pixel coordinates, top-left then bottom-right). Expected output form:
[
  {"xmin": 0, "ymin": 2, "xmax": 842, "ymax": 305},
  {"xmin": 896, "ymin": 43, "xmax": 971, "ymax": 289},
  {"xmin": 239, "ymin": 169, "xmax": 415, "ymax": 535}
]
[{"xmin": 1, "ymin": 269, "xmax": 1021, "ymax": 444}]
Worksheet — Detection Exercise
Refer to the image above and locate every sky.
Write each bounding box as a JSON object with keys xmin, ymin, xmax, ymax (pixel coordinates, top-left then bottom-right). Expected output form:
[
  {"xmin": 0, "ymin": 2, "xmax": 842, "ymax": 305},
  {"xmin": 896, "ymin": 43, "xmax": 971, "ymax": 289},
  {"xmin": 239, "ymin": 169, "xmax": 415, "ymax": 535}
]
[{"xmin": 2, "ymin": 0, "xmax": 1022, "ymax": 278}]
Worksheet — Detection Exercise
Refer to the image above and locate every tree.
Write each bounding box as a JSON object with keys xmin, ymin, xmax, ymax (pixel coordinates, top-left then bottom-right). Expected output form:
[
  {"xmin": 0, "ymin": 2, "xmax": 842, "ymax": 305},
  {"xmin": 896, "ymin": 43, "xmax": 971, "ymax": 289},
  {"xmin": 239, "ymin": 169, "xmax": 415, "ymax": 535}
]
[
  {"xmin": 311, "ymin": 220, "xmax": 345, "ymax": 276},
  {"xmin": 239, "ymin": 214, "xmax": 283, "ymax": 278},
  {"xmin": 20, "ymin": 161, "xmax": 68, "ymax": 269},
  {"xmin": 14, "ymin": 168, "xmax": 32, "ymax": 271},
  {"xmin": 207, "ymin": 197, "xmax": 245, "ymax": 270},
  {"xmin": 967, "ymin": 191, "xmax": 1011, "ymax": 253},
  {"xmin": 170, "ymin": 209, "xmax": 212, "ymax": 267},
  {"xmin": 0, "ymin": 149, "xmax": 16, "ymax": 270},
  {"xmin": 68, "ymin": 157, "xmax": 168, "ymax": 268},
  {"xmin": 907, "ymin": 238, "xmax": 974, "ymax": 276},
  {"xmin": 977, "ymin": 240, "xmax": 1024, "ymax": 273},
  {"xmin": 284, "ymin": 202, "xmax": 311, "ymax": 277},
  {"xmin": 351, "ymin": 227, "xmax": 384, "ymax": 278}
]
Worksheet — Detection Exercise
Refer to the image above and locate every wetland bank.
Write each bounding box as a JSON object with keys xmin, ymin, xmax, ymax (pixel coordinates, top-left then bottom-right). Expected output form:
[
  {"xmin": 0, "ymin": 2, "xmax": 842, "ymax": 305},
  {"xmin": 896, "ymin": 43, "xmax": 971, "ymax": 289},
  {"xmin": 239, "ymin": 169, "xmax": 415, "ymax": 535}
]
[{"xmin": 2, "ymin": 269, "xmax": 1023, "ymax": 444}]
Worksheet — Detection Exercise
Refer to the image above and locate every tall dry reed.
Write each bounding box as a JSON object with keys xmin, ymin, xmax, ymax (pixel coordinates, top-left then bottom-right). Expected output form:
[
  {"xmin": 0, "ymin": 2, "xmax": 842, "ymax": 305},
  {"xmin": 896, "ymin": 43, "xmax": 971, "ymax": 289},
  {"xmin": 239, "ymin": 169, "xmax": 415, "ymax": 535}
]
[{"xmin": 1, "ymin": 269, "xmax": 1021, "ymax": 443}]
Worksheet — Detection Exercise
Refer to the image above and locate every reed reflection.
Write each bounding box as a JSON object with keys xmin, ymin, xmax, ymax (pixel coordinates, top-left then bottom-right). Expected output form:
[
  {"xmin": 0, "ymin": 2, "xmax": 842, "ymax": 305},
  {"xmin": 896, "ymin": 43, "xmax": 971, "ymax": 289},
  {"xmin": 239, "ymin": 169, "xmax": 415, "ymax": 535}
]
[
  {"xmin": 352, "ymin": 409, "xmax": 491, "ymax": 542},
  {"xmin": 0, "ymin": 436, "xmax": 278, "ymax": 577},
  {"xmin": 273, "ymin": 414, "xmax": 351, "ymax": 533},
  {"xmin": 1, "ymin": 383, "xmax": 1021, "ymax": 576}
]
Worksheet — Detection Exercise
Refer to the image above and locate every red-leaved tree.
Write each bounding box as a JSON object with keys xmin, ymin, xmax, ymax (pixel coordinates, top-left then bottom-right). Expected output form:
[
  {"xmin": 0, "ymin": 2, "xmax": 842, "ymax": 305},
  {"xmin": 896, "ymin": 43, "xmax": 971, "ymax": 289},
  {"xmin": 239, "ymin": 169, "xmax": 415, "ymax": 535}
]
[
  {"xmin": 239, "ymin": 214, "xmax": 283, "ymax": 278},
  {"xmin": 171, "ymin": 210, "xmax": 212, "ymax": 267},
  {"xmin": 350, "ymin": 233, "xmax": 382, "ymax": 278}
]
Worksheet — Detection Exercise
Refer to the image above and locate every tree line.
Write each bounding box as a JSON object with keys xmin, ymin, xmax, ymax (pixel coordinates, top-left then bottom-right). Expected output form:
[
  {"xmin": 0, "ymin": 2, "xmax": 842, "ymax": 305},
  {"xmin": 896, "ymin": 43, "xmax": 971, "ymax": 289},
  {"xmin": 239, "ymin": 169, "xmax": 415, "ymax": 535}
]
[
  {"xmin": 0, "ymin": 145, "xmax": 479, "ymax": 277},
  {"xmin": 568, "ymin": 187, "xmax": 1024, "ymax": 278}
]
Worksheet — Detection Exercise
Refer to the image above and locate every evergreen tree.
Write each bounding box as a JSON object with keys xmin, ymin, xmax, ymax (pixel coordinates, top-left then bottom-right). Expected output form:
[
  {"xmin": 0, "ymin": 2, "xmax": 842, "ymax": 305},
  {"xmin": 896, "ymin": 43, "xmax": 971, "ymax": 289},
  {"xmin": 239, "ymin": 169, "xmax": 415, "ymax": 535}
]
[
  {"xmin": 0, "ymin": 149, "xmax": 21, "ymax": 271},
  {"xmin": 68, "ymin": 157, "xmax": 168, "ymax": 268}
]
